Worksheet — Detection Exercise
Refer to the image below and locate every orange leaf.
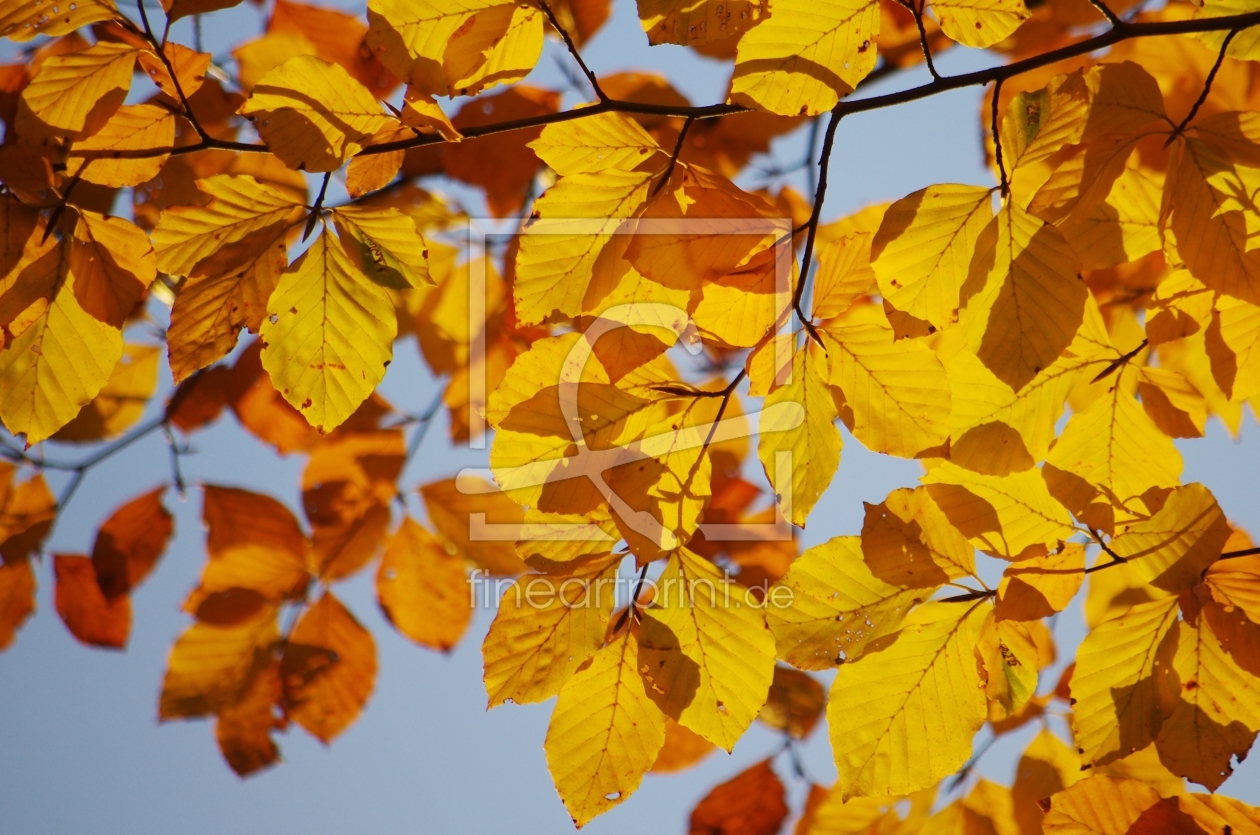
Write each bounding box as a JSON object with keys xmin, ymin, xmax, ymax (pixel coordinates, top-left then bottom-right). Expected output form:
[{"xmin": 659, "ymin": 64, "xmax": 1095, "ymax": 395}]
[
  {"xmin": 216, "ymin": 660, "xmax": 283, "ymax": 778},
  {"xmin": 376, "ymin": 516, "xmax": 471, "ymax": 652},
  {"xmin": 0, "ymin": 558, "xmax": 36, "ymax": 651},
  {"xmin": 53, "ymin": 554, "xmax": 130, "ymax": 649},
  {"xmin": 687, "ymin": 759, "xmax": 788, "ymax": 835},
  {"xmin": 91, "ymin": 485, "xmax": 173, "ymax": 599},
  {"xmin": 281, "ymin": 591, "xmax": 376, "ymax": 743}
]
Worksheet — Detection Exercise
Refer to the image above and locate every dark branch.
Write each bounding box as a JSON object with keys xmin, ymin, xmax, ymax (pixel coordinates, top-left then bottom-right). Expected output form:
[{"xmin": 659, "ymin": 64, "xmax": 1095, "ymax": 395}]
[
  {"xmin": 537, "ymin": 0, "xmax": 606, "ymax": 102},
  {"xmin": 1090, "ymin": 338, "xmax": 1147, "ymax": 384},
  {"xmin": 1166, "ymin": 28, "xmax": 1238, "ymax": 146},
  {"xmin": 992, "ymin": 77, "xmax": 1008, "ymax": 197},
  {"xmin": 650, "ymin": 116, "xmax": 694, "ymax": 199}
]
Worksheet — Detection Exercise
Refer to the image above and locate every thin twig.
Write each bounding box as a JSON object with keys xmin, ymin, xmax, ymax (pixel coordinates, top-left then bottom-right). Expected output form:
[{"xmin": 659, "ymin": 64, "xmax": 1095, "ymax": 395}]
[
  {"xmin": 1090, "ymin": 338, "xmax": 1147, "ymax": 384},
  {"xmin": 612, "ymin": 563, "xmax": 652, "ymax": 633},
  {"xmin": 992, "ymin": 77, "xmax": 1008, "ymax": 196},
  {"xmin": 537, "ymin": 0, "xmax": 606, "ymax": 102},
  {"xmin": 790, "ymin": 110, "xmax": 843, "ymax": 346},
  {"xmin": 136, "ymin": 0, "xmax": 211, "ymax": 142},
  {"xmin": 650, "ymin": 116, "xmax": 694, "ymax": 199},
  {"xmin": 304, "ymin": 173, "xmax": 331, "ymax": 242},
  {"xmin": 940, "ymin": 588, "xmax": 997, "ymax": 602},
  {"xmin": 1166, "ymin": 29, "xmax": 1238, "ymax": 146},
  {"xmin": 1088, "ymin": 0, "xmax": 1123, "ymax": 27},
  {"xmin": 904, "ymin": 0, "xmax": 941, "ymax": 80},
  {"xmin": 1219, "ymin": 546, "xmax": 1260, "ymax": 561}
]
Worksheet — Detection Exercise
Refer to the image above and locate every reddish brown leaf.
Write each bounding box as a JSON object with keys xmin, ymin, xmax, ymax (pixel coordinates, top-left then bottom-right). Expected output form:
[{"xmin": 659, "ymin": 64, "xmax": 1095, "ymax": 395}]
[
  {"xmin": 281, "ymin": 592, "xmax": 376, "ymax": 743},
  {"xmin": 92, "ymin": 486, "xmax": 173, "ymax": 598},
  {"xmin": 688, "ymin": 759, "xmax": 788, "ymax": 835},
  {"xmin": 0, "ymin": 558, "xmax": 35, "ymax": 650},
  {"xmin": 53, "ymin": 554, "xmax": 130, "ymax": 649}
]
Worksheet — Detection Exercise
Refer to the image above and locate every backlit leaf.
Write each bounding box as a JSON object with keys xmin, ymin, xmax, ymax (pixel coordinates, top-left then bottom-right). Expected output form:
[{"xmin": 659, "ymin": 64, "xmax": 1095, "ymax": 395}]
[{"xmin": 544, "ymin": 628, "xmax": 667, "ymax": 827}]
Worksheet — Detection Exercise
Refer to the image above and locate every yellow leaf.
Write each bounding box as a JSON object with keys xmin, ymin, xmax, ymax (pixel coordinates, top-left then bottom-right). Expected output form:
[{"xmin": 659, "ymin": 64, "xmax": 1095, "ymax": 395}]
[
  {"xmin": 259, "ymin": 230, "xmax": 397, "ymax": 433},
  {"xmin": 68, "ymin": 211, "xmax": 156, "ymax": 329},
  {"xmin": 1178, "ymin": 792, "xmax": 1260, "ymax": 835},
  {"xmin": 729, "ymin": 0, "xmax": 881, "ymax": 117},
  {"xmin": 1205, "ymin": 554, "xmax": 1260, "ymax": 626},
  {"xmin": 331, "ymin": 205, "xmax": 432, "ymax": 290},
  {"xmin": 944, "ymin": 341, "xmax": 1100, "ymax": 477},
  {"xmin": 1108, "ymin": 483, "xmax": 1232, "ymax": 593},
  {"xmin": 861, "ymin": 486, "xmax": 976, "ymax": 588},
  {"xmin": 1043, "ymin": 385, "xmax": 1182, "ymax": 533},
  {"xmin": 529, "ymin": 111, "xmax": 663, "ymax": 176},
  {"xmin": 365, "ymin": 0, "xmax": 506, "ymax": 97},
  {"xmin": 638, "ymin": 548, "xmax": 776, "ymax": 751},
  {"xmin": 812, "ymin": 232, "xmax": 876, "ymax": 320},
  {"xmin": 513, "ymin": 170, "xmax": 653, "ymax": 325},
  {"xmin": 758, "ymin": 341, "xmax": 839, "ymax": 526},
  {"xmin": 1211, "ymin": 294, "xmax": 1260, "ymax": 402},
  {"xmin": 1040, "ymin": 775, "xmax": 1160, "ymax": 835},
  {"xmin": 1000, "ymin": 71, "xmax": 1092, "ymax": 176},
  {"xmin": 159, "ymin": 606, "xmax": 279, "ymax": 718},
  {"xmin": 53, "ymin": 344, "xmax": 159, "ymax": 443},
  {"xmin": 65, "ymin": 103, "xmax": 175, "ymax": 187},
  {"xmin": 978, "ymin": 611, "xmax": 1039, "ymax": 718},
  {"xmin": 0, "ymin": 265, "xmax": 123, "ymax": 445},
  {"xmin": 482, "ymin": 556, "xmax": 619, "ymax": 707},
  {"xmin": 871, "ymin": 184, "xmax": 994, "ymax": 331},
  {"xmin": 1070, "ymin": 596, "xmax": 1180, "ymax": 767},
  {"xmin": 829, "ymin": 601, "xmax": 989, "ymax": 799},
  {"xmin": 233, "ymin": 30, "xmax": 318, "ymax": 91},
  {"xmin": 544, "ymin": 629, "xmax": 666, "ymax": 827},
  {"xmin": 153, "ymin": 174, "xmax": 304, "ymax": 279},
  {"xmin": 137, "ymin": 42, "xmax": 210, "ymax": 100},
  {"xmin": 239, "ymin": 55, "xmax": 389, "ymax": 172},
  {"xmin": 376, "ymin": 517, "xmax": 471, "ymax": 652},
  {"xmin": 0, "ymin": 0, "xmax": 118, "ymax": 41},
  {"xmin": 281, "ymin": 591, "xmax": 376, "ymax": 742},
  {"xmin": 638, "ymin": 0, "xmax": 766, "ymax": 45},
  {"xmin": 1011, "ymin": 729, "xmax": 1082, "ymax": 835},
  {"xmin": 821, "ymin": 314, "xmax": 952, "ymax": 458},
  {"xmin": 921, "ymin": 461, "xmax": 1076, "ymax": 560},
  {"xmin": 19, "ymin": 41, "xmax": 135, "ymax": 136},
  {"xmin": 443, "ymin": 2, "xmax": 543, "ymax": 96},
  {"xmin": 961, "ymin": 201, "xmax": 1086, "ymax": 393},
  {"xmin": 1194, "ymin": 0, "xmax": 1260, "ymax": 62},
  {"xmin": 1164, "ymin": 134, "xmax": 1260, "ymax": 306},
  {"xmin": 1056, "ymin": 164, "xmax": 1163, "ymax": 272},
  {"xmin": 766, "ymin": 536, "xmax": 926, "ymax": 671},
  {"xmin": 930, "ymin": 0, "xmax": 1028, "ymax": 48},
  {"xmin": 1154, "ymin": 611, "xmax": 1260, "ymax": 790},
  {"xmin": 995, "ymin": 542, "xmax": 1085, "ymax": 621},
  {"xmin": 1137, "ymin": 366, "xmax": 1206, "ymax": 439}
]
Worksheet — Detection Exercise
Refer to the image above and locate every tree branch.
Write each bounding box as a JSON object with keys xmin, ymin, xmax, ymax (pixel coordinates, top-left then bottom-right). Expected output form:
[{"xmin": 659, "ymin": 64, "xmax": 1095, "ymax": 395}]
[
  {"xmin": 1166, "ymin": 28, "xmax": 1238, "ymax": 146},
  {"xmin": 537, "ymin": 0, "xmax": 606, "ymax": 102},
  {"xmin": 790, "ymin": 109, "xmax": 843, "ymax": 346}
]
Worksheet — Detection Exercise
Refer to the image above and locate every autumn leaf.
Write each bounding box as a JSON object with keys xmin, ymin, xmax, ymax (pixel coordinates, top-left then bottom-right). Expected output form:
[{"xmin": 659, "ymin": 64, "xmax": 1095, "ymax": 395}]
[
  {"xmin": 376, "ymin": 517, "xmax": 472, "ymax": 652},
  {"xmin": 239, "ymin": 54, "xmax": 389, "ymax": 172},
  {"xmin": 282, "ymin": 591, "xmax": 377, "ymax": 743},
  {"xmin": 687, "ymin": 759, "xmax": 788, "ymax": 835},
  {"xmin": 544, "ymin": 628, "xmax": 667, "ymax": 827},
  {"xmin": 829, "ymin": 601, "xmax": 990, "ymax": 799},
  {"xmin": 91, "ymin": 486, "xmax": 173, "ymax": 599},
  {"xmin": 53, "ymin": 553, "xmax": 130, "ymax": 649},
  {"xmin": 1071, "ymin": 596, "xmax": 1181, "ymax": 768},
  {"xmin": 766, "ymin": 536, "xmax": 926, "ymax": 670},
  {"xmin": 259, "ymin": 229, "xmax": 397, "ymax": 433},
  {"xmin": 483, "ymin": 555, "xmax": 619, "ymax": 707},
  {"xmin": 638, "ymin": 548, "xmax": 776, "ymax": 751}
]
